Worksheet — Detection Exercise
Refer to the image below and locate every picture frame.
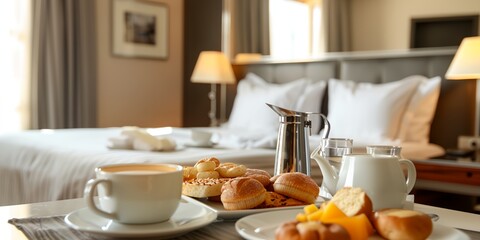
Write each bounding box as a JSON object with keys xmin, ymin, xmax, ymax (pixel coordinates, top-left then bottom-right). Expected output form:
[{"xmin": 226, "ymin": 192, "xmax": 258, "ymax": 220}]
[{"xmin": 112, "ymin": 0, "xmax": 168, "ymax": 59}]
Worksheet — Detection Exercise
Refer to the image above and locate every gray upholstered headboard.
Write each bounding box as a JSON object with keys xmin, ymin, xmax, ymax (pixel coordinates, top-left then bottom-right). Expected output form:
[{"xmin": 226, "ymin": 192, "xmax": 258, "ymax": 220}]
[{"xmin": 231, "ymin": 47, "xmax": 475, "ymax": 149}]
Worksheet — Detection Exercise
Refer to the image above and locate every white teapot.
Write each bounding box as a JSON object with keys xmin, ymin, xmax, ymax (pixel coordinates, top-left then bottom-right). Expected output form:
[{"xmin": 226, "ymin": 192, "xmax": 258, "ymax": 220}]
[{"xmin": 312, "ymin": 152, "xmax": 416, "ymax": 210}]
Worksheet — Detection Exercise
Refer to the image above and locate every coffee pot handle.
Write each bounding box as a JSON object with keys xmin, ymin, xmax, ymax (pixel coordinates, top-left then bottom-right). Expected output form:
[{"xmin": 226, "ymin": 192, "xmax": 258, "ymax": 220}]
[{"xmin": 399, "ymin": 159, "xmax": 417, "ymax": 193}]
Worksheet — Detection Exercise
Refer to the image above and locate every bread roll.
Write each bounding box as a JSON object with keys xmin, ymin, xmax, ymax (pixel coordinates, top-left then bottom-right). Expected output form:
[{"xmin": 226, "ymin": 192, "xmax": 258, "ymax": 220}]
[
  {"xmin": 243, "ymin": 168, "xmax": 271, "ymax": 187},
  {"xmin": 269, "ymin": 174, "xmax": 281, "ymax": 184},
  {"xmin": 220, "ymin": 177, "xmax": 266, "ymax": 210},
  {"xmin": 266, "ymin": 174, "xmax": 281, "ymax": 191},
  {"xmin": 182, "ymin": 166, "xmax": 197, "ymax": 181},
  {"xmin": 330, "ymin": 187, "xmax": 373, "ymax": 217},
  {"xmin": 182, "ymin": 178, "xmax": 230, "ymax": 198},
  {"xmin": 195, "ymin": 161, "xmax": 216, "ymax": 172},
  {"xmin": 275, "ymin": 220, "xmax": 349, "ymax": 240},
  {"xmin": 273, "ymin": 172, "xmax": 319, "ymax": 204},
  {"xmin": 373, "ymin": 209, "xmax": 433, "ymax": 240},
  {"xmin": 216, "ymin": 162, "xmax": 247, "ymax": 177},
  {"xmin": 195, "ymin": 157, "xmax": 220, "ymax": 167}
]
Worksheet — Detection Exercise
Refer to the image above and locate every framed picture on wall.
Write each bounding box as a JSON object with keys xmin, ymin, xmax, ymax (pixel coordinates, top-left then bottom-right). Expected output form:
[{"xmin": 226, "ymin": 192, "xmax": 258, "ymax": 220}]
[{"xmin": 112, "ymin": 0, "xmax": 168, "ymax": 59}]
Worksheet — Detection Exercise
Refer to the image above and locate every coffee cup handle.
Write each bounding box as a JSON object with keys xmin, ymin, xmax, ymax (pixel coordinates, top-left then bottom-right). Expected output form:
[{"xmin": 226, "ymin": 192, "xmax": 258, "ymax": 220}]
[
  {"xmin": 399, "ymin": 159, "xmax": 417, "ymax": 193},
  {"xmin": 84, "ymin": 178, "xmax": 116, "ymax": 219}
]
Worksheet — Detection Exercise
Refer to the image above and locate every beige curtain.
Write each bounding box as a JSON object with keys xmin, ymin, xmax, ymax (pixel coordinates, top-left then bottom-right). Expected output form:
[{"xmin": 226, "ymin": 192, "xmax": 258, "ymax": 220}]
[
  {"xmin": 231, "ymin": 0, "xmax": 270, "ymax": 57},
  {"xmin": 322, "ymin": 0, "xmax": 351, "ymax": 52},
  {"xmin": 30, "ymin": 0, "xmax": 97, "ymax": 129}
]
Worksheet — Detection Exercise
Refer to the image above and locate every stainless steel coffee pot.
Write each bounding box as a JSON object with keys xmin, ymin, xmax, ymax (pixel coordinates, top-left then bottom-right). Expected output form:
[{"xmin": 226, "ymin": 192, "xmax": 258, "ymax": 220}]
[{"xmin": 267, "ymin": 103, "xmax": 330, "ymax": 176}]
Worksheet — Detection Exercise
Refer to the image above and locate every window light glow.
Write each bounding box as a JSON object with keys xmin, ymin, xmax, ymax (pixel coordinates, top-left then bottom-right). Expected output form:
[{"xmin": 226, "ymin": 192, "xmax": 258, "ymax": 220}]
[
  {"xmin": 0, "ymin": 0, "xmax": 30, "ymax": 133},
  {"xmin": 269, "ymin": 0, "xmax": 322, "ymax": 59}
]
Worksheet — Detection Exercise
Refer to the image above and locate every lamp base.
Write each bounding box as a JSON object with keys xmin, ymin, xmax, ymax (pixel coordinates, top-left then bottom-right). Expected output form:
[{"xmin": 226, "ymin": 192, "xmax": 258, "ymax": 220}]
[
  {"xmin": 208, "ymin": 84, "xmax": 218, "ymax": 127},
  {"xmin": 475, "ymin": 79, "xmax": 480, "ymax": 136}
]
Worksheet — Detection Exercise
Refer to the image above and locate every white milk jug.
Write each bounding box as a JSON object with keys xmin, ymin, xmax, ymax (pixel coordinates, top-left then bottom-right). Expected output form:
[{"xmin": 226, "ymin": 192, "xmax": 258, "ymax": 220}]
[{"xmin": 312, "ymin": 153, "xmax": 416, "ymax": 210}]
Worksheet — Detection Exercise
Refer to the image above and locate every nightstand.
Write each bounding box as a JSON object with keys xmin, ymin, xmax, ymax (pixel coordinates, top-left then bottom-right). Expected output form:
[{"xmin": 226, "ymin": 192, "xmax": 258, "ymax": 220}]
[{"xmin": 412, "ymin": 158, "xmax": 480, "ymax": 213}]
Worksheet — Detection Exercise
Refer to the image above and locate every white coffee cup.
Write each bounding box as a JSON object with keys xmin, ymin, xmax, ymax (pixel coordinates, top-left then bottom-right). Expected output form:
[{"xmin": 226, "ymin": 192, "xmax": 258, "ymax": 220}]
[
  {"xmin": 84, "ymin": 163, "xmax": 183, "ymax": 224},
  {"xmin": 191, "ymin": 129, "xmax": 212, "ymax": 145}
]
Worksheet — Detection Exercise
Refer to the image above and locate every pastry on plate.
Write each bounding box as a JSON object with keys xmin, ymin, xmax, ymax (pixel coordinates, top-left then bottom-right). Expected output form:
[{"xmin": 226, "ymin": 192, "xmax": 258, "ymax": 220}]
[
  {"xmin": 182, "ymin": 178, "xmax": 230, "ymax": 198},
  {"xmin": 272, "ymin": 172, "xmax": 319, "ymax": 204},
  {"xmin": 373, "ymin": 208, "xmax": 433, "ymax": 240},
  {"xmin": 243, "ymin": 168, "xmax": 271, "ymax": 187},
  {"xmin": 330, "ymin": 187, "xmax": 373, "ymax": 217},
  {"xmin": 220, "ymin": 177, "xmax": 266, "ymax": 210}
]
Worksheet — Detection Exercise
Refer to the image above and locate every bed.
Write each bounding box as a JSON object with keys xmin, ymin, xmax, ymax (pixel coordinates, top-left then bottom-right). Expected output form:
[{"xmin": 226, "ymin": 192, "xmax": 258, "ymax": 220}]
[
  {"xmin": 0, "ymin": 47, "xmax": 470, "ymax": 206},
  {"xmin": 0, "ymin": 127, "xmax": 279, "ymax": 206}
]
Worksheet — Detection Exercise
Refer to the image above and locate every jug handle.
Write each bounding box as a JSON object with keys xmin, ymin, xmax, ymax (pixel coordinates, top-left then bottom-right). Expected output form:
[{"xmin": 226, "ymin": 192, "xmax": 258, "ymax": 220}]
[
  {"xmin": 321, "ymin": 114, "xmax": 330, "ymax": 139},
  {"xmin": 310, "ymin": 143, "xmax": 321, "ymax": 159},
  {"xmin": 399, "ymin": 159, "xmax": 417, "ymax": 194}
]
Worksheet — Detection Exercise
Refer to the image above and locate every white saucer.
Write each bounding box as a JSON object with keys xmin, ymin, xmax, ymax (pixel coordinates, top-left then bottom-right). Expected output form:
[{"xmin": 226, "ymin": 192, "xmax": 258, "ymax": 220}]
[
  {"xmin": 235, "ymin": 209, "xmax": 470, "ymax": 240},
  {"xmin": 64, "ymin": 196, "xmax": 217, "ymax": 238},
  {"xmin": 184, "ymin": 141, "xmax": 215, "ymax": 148}
]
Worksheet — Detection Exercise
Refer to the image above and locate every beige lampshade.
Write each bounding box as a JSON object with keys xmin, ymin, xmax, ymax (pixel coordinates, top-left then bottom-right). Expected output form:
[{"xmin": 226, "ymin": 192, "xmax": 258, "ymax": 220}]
[
  {"xmin": 446, "ymin": 36, "xmax": 480, "ymax": 80},
  {"xmin": 191, "ymin": 51, "xmax": 236, "ymax": 84}
]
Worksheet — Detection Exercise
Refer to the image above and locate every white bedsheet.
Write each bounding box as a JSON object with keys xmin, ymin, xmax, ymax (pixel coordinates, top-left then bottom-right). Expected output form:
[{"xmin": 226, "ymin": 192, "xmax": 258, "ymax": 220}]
[{"xmin": 0, "ymin": 127, "xmax": 277, "ymax": 206}]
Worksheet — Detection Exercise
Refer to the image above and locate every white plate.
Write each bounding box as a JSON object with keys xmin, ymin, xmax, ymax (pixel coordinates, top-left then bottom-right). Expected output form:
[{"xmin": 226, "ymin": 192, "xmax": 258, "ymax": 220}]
[
  {"xmin": 64, "ymin": 196, "xmax": 217, "ymax": 238},
  {"xmin": 235, "ymin": 209, "xmax": 470, "ymax": 240},
  {"xmin": 189, "ymin": 196, "xmax": 325, "ymax": 220}
]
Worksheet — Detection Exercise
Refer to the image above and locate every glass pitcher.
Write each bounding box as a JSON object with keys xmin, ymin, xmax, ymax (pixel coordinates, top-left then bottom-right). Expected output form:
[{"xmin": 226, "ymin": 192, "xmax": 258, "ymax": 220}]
[
  {"xmin": 366, "ymin": 145, "xmax": 402, "ymax": 158},
  {"xmin": 313, "ymin": 138, "xmax": 353, "ymax": 199}
]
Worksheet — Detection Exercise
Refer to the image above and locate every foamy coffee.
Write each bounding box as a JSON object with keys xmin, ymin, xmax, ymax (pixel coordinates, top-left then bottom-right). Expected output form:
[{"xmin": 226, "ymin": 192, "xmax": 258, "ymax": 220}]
[{"xmin": 84, "ymin": 163, "xmax": 183, "ymax": 224}]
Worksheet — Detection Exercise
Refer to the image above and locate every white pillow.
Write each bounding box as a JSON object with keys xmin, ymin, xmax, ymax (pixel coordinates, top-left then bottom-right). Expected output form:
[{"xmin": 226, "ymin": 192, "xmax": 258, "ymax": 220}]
[
  {"xmin": 397, "ymin": 76, "xmax": 441, "ymax": 143},
  {"xmin": 327, "ymin": 77, "xmax": 421, "ymax": 143},
  {"xmin": 294, "ymin": 80, "xmax": 327, "ymax": 134},
  {"xmin": 227, "ymin": 73, "xmax": 306, "ymax": 134}
]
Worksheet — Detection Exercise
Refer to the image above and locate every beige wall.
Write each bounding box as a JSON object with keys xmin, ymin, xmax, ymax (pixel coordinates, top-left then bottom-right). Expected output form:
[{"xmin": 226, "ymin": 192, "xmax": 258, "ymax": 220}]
[
  {"xmin": 96, "ymin": 0, "xmax": 183, "ymax": 128},
  {"xmin": 351, "ymin": 0, "xmax": 480, "ymax": 51}
]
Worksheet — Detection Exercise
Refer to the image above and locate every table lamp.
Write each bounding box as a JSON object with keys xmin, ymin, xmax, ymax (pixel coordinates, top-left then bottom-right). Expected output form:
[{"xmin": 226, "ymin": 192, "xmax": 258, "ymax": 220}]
[
  {"xmin": 191, "ymin": 51, "xmax": 236, "ymax": 127},
  {"xmin": 445, "ymin": 36, "xmax": 480, "ymax": 137}
]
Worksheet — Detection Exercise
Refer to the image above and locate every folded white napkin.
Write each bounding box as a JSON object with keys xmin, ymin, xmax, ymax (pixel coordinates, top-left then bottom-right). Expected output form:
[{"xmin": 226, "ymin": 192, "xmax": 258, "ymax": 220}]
[
  {"xmin": 107, "ymin": 135, "xmax": 133, "ymax": 149},
  {"xmin": 107, "ymin": 127, "xmax": 177, "ymax": 151}
]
